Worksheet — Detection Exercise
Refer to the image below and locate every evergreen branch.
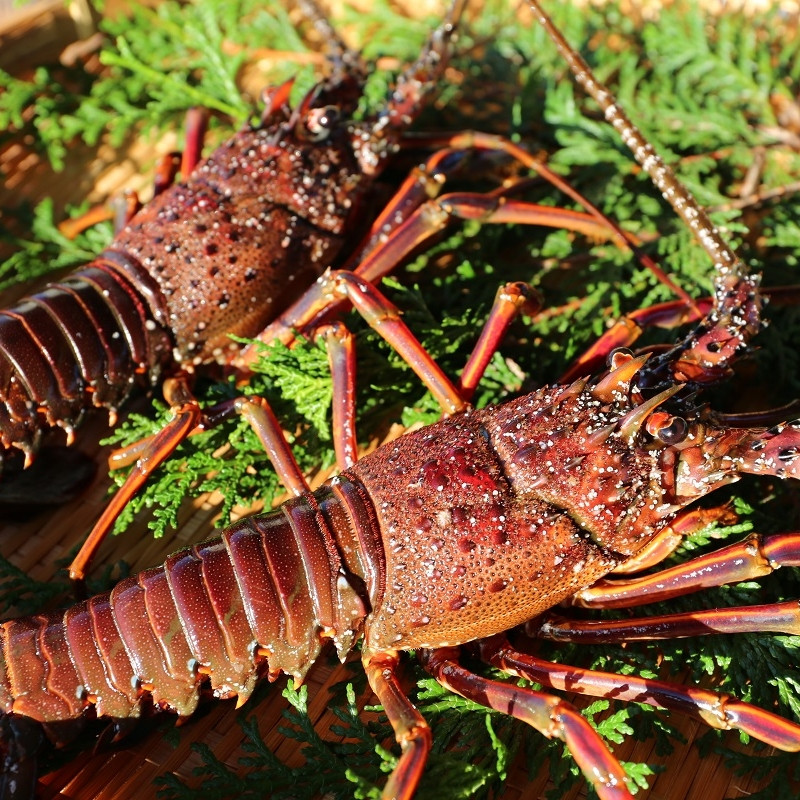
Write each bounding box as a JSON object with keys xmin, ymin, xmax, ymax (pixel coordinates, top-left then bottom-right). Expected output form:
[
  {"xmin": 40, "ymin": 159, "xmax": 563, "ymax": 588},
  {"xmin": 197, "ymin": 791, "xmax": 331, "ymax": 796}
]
[{"xmin": 100, "ymin": 38, "xmax": 246, "ymax": 122}]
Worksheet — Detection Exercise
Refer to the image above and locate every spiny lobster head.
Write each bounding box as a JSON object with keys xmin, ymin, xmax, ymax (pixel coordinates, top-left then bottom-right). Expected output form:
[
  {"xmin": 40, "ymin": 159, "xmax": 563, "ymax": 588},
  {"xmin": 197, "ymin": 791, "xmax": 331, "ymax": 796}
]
[
  {"xmin": 497, "ymin": 352, "xmax": 798, "ymax": 566},
  {"xmin": 578, "ymin": 353, "xmax": 800, "ymax": 557},
  {"xmin": 256, "ymin": 3, "xmax": 462, "ymax": 182}
]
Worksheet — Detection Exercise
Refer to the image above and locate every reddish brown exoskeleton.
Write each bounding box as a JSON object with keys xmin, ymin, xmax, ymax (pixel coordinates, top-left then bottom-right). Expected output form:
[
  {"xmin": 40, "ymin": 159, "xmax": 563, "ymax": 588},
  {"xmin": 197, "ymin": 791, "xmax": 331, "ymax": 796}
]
[
  {"xmin": 1, "ymin": 3, "xmax": 799, "ymax": 800},
  {"xmin": 2, "ymin": 338, "xmax": 800, "ymax": 800}
]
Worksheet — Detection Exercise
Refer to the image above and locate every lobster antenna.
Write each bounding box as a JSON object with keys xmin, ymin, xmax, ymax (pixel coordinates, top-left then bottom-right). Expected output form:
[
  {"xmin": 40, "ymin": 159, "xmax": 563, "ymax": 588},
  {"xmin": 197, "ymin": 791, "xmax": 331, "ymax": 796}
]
[
  {"xmin": 526, "ymin": 0, "xmax": 748, "ymax": 288},
  {"xmin": 297, "ymin": 0, "xmax": 367, "ymax": 80}
]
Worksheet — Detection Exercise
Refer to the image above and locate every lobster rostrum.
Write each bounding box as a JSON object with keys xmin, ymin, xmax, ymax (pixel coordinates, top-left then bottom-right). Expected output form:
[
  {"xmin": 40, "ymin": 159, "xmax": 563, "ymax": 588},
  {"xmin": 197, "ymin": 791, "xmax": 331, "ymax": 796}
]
[{"xmin": 3, "ymin": 2, "xmax": 800, "ymax": 799}]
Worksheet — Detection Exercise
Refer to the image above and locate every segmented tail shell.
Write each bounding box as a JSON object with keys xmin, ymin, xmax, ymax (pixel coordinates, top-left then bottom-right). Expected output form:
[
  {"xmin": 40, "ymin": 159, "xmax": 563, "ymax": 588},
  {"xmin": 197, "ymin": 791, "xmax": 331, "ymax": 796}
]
[
  {"xmin": 0, "ymin": 493, "xmax": 369, "ymax": 737},
  {"xmin": 0, "ymin": 260, "xmax": 171, "ymax": 457}
]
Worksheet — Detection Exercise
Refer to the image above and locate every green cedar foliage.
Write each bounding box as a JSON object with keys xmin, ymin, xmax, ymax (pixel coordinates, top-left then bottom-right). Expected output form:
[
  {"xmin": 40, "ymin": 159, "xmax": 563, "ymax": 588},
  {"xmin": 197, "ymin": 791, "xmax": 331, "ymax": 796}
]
[{"xmin": 1, "ymin": 1, "xmax": 800, "ymax": 798}]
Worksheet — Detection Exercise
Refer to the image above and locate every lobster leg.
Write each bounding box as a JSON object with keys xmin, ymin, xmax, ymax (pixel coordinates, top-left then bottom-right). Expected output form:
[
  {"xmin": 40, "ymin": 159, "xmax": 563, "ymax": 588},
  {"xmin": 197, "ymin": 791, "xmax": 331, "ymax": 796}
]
[
  {"xmin": 363, "ymin": 651, "xmax": 432, "ymax": 800},
  {"xmin": 569, "ymin": 531, "xmax": 800, "ymax": 608},
  {"xmin": 304, "ymin": 271, "xmax": 468, "ymax": 416},
  {"xmin": 68, "ymin": 380, "xmax": 311, "ymax": 583},
  {"xmin": 535, "ymin": 602, "xmax": 800, "ymax": 642},
  {"xmin": 458, "ymin": 281, "xmax": 542, "ymax": 402},
  {"xmin": 271, "ymin": 272, "xmax": 542, "ymax": 419},
  {"xmin": 478, "ymin": 633, "xmax": 800, "ymax": 753},
  {"xmin": 418, "ymin": 647, "xmax": 634, "ymax": 800},
  {"xmin": 56, "ymin": 198, "xmax": 134, "ymax": 241},
  {"xmin": 608, "ymin": 504, "xmax": 737, "ymax": 575},
  {"xmin": 316, "ymin": 322, "xmax": 358, "ymax": 471},
  {"xmin": 559, "ymin": 296, "xmax": 713, "ymax": 383},
  {"xmin": 308, "ymin": 280, "xmax": 541, "ymax": 468},
  {"xmin": 177, "ymin": 107, "xmax": 209, "ymax": 179},
  {"xmin": 404, "ymin": 130, "xmax": 693, "ymax": 306},
  {"xmin": 69, "ymin": 373, "xmax": 202, "ymax": 584},
  {"xmin": 559, "ymin": 283, "xmax": 800, "ymax": 385}
]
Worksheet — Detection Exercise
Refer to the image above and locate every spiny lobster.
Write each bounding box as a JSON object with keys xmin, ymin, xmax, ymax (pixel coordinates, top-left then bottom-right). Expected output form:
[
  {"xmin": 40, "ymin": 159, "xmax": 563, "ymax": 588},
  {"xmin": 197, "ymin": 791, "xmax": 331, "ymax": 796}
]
[
  {"xmin": 1, "ymin": 2, "xmax": 800, "ymax": 799},
  {"xmin": 0, "ymin": 0, "xmax": 467, "ymax": 476}
]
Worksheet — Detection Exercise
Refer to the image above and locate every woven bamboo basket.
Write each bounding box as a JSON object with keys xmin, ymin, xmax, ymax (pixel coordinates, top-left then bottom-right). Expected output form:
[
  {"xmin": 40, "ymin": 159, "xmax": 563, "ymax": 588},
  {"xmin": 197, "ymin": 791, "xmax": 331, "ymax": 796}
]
[{"xmin": 0, "ymin": 1, "xmax": 795, "ymax": 798}]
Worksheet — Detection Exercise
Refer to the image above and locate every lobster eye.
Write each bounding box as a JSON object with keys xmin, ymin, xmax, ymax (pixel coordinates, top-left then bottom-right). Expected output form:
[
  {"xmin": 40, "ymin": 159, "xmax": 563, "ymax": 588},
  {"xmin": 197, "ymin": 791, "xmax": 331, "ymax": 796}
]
[
  {"xmin": 301, "ymin": 105, "xmax": 341, "ymax": 141},
  {"xmin": 606, "ymin": 347, "xmax": 634, "ymax": 370},
  {"xmin": 652, "ymin": 415, "xmax": 688, "ymax": 445}
]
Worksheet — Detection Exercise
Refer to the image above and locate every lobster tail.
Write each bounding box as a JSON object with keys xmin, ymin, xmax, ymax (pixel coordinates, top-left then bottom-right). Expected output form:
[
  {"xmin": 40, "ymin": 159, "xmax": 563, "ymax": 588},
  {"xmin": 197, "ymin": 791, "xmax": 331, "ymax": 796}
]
[
  {"xmin": 0, "ymin": 492, "xmax": 373, "ymax": 796},
  {"xmin": 0, "ymin": 259, "xmax": 171, "ymax": 458}
]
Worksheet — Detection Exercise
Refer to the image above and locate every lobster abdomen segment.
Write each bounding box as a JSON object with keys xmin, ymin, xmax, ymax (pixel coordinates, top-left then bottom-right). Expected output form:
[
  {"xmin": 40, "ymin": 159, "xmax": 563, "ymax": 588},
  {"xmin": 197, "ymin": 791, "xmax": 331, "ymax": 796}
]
[
  {"xmin": 0, "ymin": 260, "xmax": 171, "ymax": 454},
  {"xmin": 0, "ymin": 495, "xmax": 370, "ymax": 733}
]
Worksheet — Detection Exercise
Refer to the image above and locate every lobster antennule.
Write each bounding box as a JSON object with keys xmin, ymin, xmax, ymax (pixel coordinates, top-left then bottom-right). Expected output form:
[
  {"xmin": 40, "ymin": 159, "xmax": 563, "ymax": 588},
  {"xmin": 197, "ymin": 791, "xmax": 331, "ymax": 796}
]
[{"xmin": 352, "ymin": 0, "xmax": 465, "ymax": 174}]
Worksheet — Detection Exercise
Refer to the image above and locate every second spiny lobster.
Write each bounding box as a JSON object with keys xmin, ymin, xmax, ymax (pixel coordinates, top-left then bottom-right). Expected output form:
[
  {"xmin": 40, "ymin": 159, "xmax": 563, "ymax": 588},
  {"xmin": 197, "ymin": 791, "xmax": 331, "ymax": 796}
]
[{"xmin": 1, "ymin": 0, "xmax": 469, "ymax": 468}]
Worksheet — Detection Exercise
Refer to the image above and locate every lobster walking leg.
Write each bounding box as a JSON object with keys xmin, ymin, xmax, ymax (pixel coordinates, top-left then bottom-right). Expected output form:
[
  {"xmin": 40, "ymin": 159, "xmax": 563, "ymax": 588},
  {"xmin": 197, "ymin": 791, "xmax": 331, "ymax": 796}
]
[
  {"xmin": 316, "ymin": 321, "xmax": 358, "ymax": 470},
  {"xmin": 400, "ymin": 130, "xmax": 694, "ymax": 306},
  {"xmin": 363, "ymin": 651, "xmax": 432, "ymax": 800},
  {"xmin": 480, "ymin": 634, "xmax": 800, "ymax": 752},
  {"xmin": 536, "ymin": 602, "xmax": 800, "ymax": 642},
  {"xmin": 458, "ymin": 282, "xmax": 543, "ymax": 402},
  {"xmin": 562, "ymin": 284, "xmax": 800, "ymax": 387},
  {"xmin": 419, "ymin": 647, "xmax": 633, "ymax": 800},
  {"xmin": 596, "ymin": 504, "xmax": 737, "ymax": 576},
  {"xmin": 70, "ymin": 374, "xmax": 202, "ymax": 584},
  {"xmin": 571, "ymin": 532, "xmax": 800, "ymax": 607}
]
